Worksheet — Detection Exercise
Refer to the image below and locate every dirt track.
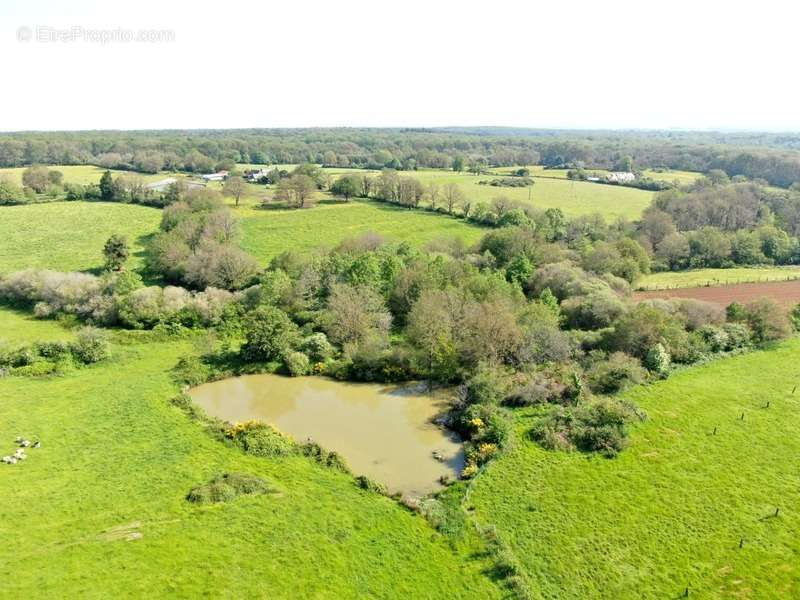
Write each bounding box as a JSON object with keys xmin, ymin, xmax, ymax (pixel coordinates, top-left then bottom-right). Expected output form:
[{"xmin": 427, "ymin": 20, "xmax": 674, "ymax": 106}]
[{"xmin": 633, "ymin": 279, "xmax": 800, "ymax": 307}]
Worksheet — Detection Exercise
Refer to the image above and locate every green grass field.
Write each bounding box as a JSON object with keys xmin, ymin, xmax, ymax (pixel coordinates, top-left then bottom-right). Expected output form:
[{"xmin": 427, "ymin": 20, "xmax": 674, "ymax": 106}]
[
  {"xmin": 0, "ymin": 201, "xmax": 161, "ymax": 273},
  {"xmin": 0, "ymin": 307, "xmax": 74, "ymax": 344},
  {"xmin": 0, "ymin": 333, "xmax": 500, "ymax": 597},
  {"xmin": 239, "ymin": 199, "xmax": 486, "ymax": 262},
  {"xmin": 637, "ymin": 266, "xmax": 800, "ymax": 290},
  {"xmin": 234, "ymin": 164, "xmax": 657, "ymax": 220},
  {"xmin": 493, "ymin": 165, "xmax": 703, "ymax": 186},
  {"xmin": 470, "ymin": 339, "xmax": 800, "ymax": 598},
  {"xmin": 404, "ymin": 170, "xmax": 653, "ymax": 221},
  {"xmin": 641, "ymin": 169, "xmax": 704, "ymax": 185}
]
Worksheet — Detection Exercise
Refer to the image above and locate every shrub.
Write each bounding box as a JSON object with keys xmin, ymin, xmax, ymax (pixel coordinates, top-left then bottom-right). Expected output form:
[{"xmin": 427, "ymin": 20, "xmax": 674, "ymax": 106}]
[
  {"xmin": 531, "ymin": 397, "xmax": 641, "ymax": 457},
  {"xmin": 461, "ymin": 363, "xmax": 511, "ymax": 406},
  {"xmin": 240, "ymin": 306, "xmax": 301, "ymax": 362},
  {"xmin": 696, "ymin": 326, "xmax": 729, "ymax": 353},
  {"xmin": 457, "ymin": 403, "xmax": 511, "ymax": 448},
  {"xmin": 674, "ymin": 299, "xmax": 724, "ymax": 331},
  {"xmin": 301, "ymin": 332, "xmax": 334, "ymax": 362},
  {"xmin": 643, "ymin": 343, "xmax": 670, "ymax": 374},
  {"xmin": 561, "ymin": 289, "xmax": 626, "ymax": 329},
  {"xmin": 186, "ymin": 472, "xmax": 276, "ymax": 504},
  {"xmin": 11, "ymin": 361, "xmax": 58, "ymax": 377},
  {"xmin": 172, "ymin": 355, "xmax": 211, "ymax": 386},
  {"xmin": 226, "ymin": 421, "xmax": 294, "ymax": 457},
  {"xmin": 722, "ymin": 322, "xmax": 752, "ymax": 349},
  {"xmin": 70, "ymin": 327, "xmax": 109, "ymax": 364},
  {"xmin": 586, "ymin": 352, "xmax": 646, "ymax": 394},
  {"xmin": 355, "ymin": 475, "xmax": 387, "ymax": 495},
  {"xmin": 284, "ymin": 351, "xmax": 310, "ymax": 377},
  {"xmin": 742, "ymin": 298, "xmax": 791, "ymax": 343},
  {"xmin": 299, "ymin": 442, "xmax": 351, "ymax": 473},
  {"xmin": 34, "ymin": 340, "xmax": 71, "ymax": 360},
  {"xmin": 346, "ymin": 342, "xmax": 416, "ymax": 382},
  {"xmin": 792, "ymin": 304, "xmax": 800, "ymax": 331}
]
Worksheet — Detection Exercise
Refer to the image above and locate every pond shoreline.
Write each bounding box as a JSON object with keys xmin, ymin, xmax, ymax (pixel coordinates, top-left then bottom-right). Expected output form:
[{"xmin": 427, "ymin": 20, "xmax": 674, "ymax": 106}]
[{"xmin": 189, "ymin": 374, "xmax": 465, "ymax": 497}]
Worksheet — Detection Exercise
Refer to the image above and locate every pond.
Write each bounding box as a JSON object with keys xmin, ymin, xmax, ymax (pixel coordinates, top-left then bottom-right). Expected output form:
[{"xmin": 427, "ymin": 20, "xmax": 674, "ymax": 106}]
[{"xmin": 190, "ymin": 374, "xmax": 464, "ymax": 497}]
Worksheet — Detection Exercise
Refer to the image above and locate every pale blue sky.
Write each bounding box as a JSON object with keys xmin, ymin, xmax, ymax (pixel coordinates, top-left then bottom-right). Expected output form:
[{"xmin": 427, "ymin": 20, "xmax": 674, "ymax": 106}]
[{"xmin": 2, "ymin": 0, "xmax": 798, "ymax": 132}]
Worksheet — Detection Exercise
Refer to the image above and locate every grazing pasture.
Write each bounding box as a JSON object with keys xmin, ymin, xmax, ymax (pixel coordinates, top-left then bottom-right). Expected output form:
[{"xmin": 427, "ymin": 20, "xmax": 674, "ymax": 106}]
[
  {"xmin": 233, "ymin": 164, "xmax": 656, "ymax": 220},
  {"xmin": 0, "ymin": 201, "xmax": 161, "ymax": 273},
  {"xmin": 406, "ymin": 170, "xmax": 654, "ymax": 220},
  {"xmin": 470, "ymin": 339, "xmax": 800, "ymax": 598},
  {"xmin": 239, "ymin": 199, "xmax": 486, "ymax": 262},
  {"xmin": 638, "ymin": 266, "xmax": 800, "ymax": 290},
  {"xmin": 634, "ymin": 279, "xmax": 800, "ymax": 307},
  {"xmin": 0, "ymin": 307, "xmax": 74, "ymax": 344},
  {"xmin": 0, "ymin": 336, "xmax": 500, "ymax": 597}
]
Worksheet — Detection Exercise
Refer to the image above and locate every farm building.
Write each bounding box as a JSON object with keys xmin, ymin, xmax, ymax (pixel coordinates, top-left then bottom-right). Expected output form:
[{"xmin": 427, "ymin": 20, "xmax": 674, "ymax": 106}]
[
  {"xmin": 244, "ymin": 168, "xmax": 269, "ymax": 182},
  {"xmin": 145, "ymin": 177, "xmax": 206, "ymax": 192},
  {"xmin": 606, "ymin": 171, "xmax": 636, "ymax": 184},
  {"xmin": 201, "ymin": 170, "xmax": 229, "ymax": 181}
]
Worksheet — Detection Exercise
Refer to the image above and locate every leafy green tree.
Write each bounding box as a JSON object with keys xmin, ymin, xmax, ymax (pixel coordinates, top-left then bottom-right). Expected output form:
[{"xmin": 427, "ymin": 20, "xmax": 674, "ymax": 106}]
[
  {"xmin": 21, "ymin": 165, "xmax": 50, "ymax": 193},
  {"xmin": 222, "ymin": 175, "xmax": 247, "ymax": 207},
  {"xmin": 0, "ymin": 177, "xmax": 24, "ymax": 204},
  {"xmin": 103, "ymin": 234, "xmax": 130, "ymax": 271},
  {"xmin": 241, "ymin": 306, "xmax": 301, "ymax": 362},
  {"xmin": 330, "ymin": 174, "xmax": 361, "ymax": 202},
  {"xmin": 99, "ymin": 170, "xmax": 115, "ymax": 200}
]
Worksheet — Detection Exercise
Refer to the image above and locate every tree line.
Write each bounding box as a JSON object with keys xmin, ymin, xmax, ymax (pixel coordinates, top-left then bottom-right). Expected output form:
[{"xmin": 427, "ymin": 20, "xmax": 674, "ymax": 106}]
[{"xmin": 4, "ymin": 128, "xmax": 800, "ymax": 188}]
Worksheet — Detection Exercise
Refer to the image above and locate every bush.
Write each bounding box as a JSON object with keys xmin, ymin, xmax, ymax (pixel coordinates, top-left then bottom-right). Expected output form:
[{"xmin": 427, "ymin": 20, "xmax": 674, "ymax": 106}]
[
  {"xmin": 70, "ymin": 327, "xmax": 109, "ymax": 364},
  {"xmin": 284, "ymin": 351, "xmax": 310, "ymax": 376},
  {"xmin": 643, "ymin": 343, "xmax": 670, "ymax": 375},
  {"xmin": 742, "ymin": 298, "xmax": 791, "ymax": 343},
  {"xmin": 241, "ymin": 306, "xmax": 301, "ymax": 362},
  {"xmin": 674, "ymin": 299, "xmax": 724, "ymax": 331},
  {"xmin": 226, "ymin": 421, "xmax": 294, "ymax": 457},
  {"xmin": 34, "ymin": 340, "xmax": 71, "ymax": 359},
  {"xmin": 299, "ymin": 442, "xmax": 351, "ymax": 473},
  {"xmin": 172, "ymin": 355, "xmax": 211, "ymax": 386},
  {"xmin": 186, "ymin": 472, "xmax": 275, "ymax": 504},
  {"xmin": 586, "ymin": 352, "xmax": 646, "ymax": 394},
  {"xmin": 355, "ymin": 475, "xmax": 387, "ymax": 495},
  {"xmin": 11, "ymin": 361, "xmax": 58, "ymax": 377},
  {"xmin": 531, "ymin": 397, "xmax": 641, "ymax": 457},
  {"xmin": 561, "ymin": 289, "xmax": 626, "ymax": 329},
  {"xmin": 461, "ymin": 363, "xmax": 511, "ymax": 406},
  {"xmin": 301, "ymin": 332, "xmax": 334, "ymax": 362},
  {"xmin": 457, "ymin": 403, "xmax": 511, "ymax": 448}
]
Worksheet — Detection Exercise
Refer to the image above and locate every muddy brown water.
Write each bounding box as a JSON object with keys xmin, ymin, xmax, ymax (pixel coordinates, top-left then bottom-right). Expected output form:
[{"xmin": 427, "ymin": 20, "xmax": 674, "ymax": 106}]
[{"xmin": 190, "ymin": 375, "xmax": 464, "ymax": 497}]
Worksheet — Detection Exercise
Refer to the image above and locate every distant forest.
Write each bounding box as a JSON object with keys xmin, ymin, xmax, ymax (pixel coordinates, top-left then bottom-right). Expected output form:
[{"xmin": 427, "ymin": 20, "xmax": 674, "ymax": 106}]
[{"xmin": 3, "ymin": 127, "xmax": 800, "ymax": 187}]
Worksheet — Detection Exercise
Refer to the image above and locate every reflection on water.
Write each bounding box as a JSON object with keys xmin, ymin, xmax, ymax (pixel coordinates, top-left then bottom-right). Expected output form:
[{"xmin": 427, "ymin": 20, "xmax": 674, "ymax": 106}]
[{"xmin": 190, "ymin": 375, "xmax": 464, "ymax": 497}]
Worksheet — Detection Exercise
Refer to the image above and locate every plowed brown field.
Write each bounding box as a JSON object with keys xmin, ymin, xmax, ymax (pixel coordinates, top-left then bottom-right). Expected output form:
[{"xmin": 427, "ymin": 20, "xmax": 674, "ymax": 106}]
[{"xmin": 633, "ymin": 279, "xmax": 800, "ymax": 307}]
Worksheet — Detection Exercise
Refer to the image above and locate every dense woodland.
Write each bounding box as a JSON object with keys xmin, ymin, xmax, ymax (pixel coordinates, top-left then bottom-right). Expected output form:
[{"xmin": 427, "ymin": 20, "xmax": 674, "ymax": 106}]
[{"xmin": 4, "ymin": 128, "xmax": 800, "ymax": 188}]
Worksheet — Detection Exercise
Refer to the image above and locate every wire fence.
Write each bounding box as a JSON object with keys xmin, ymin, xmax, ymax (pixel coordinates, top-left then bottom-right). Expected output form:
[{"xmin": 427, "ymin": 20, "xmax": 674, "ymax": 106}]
[{"xmin": 636, "ymin": 273, "xmax": 800, "ymax": 292}]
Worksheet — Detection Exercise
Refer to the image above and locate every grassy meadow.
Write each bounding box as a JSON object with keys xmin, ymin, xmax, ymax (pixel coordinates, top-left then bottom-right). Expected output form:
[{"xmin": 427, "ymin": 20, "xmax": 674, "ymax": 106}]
[
  {"xmin": 0, "ymin": 333, "xmax": 500, "ymax": 598},
  {"xmin": 227, "ymin": 164, "xmax": 656, "ymax": 220},
  {"xmin": 406, "ymin": 170, "xmax": 653, "ymax": 221},
  {"xmin": 238, "ymin": 199, "xmax": 486, "ymax": 262},
  {"xmin": 637, "ymin": 266, "xmax": 800, "ymax": 290},
  {"xmin": 0, "ymin": 306, "xmax": 74, "ymax": 344},
  {"xmin": 469, "ymin": 339, "xmax": 800, "ymax": 598},
  {"xmin": 494, "ymin": 165, "xmax": 703, "ymax": 185},
  {"xmin": 0, "ymin": 202, "xmax": 161, "ymax": 273}
]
